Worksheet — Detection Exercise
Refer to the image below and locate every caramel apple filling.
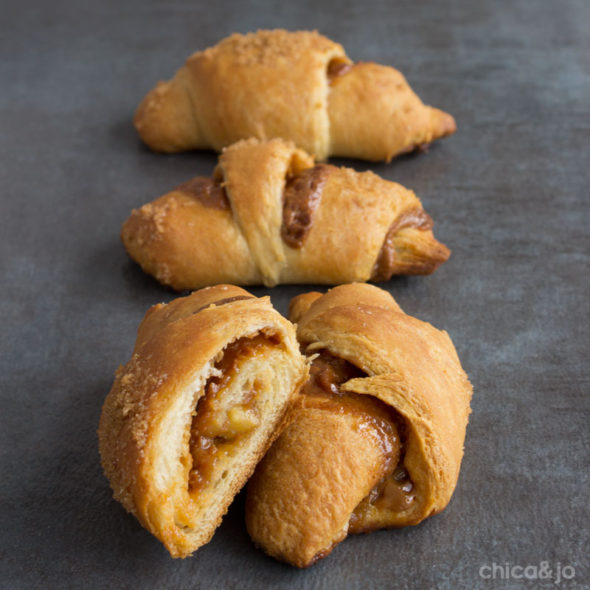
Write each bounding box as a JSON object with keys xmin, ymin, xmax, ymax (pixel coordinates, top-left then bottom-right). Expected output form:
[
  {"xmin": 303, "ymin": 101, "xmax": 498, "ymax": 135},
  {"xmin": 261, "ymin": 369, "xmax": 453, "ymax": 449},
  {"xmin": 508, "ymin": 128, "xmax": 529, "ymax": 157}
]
[
  {"xmin": 187, "ymin": 334, "xmax": 276, "ymax": 493},
  {"xmin": 348, "ymin": 464, "xmax": 416, "ymax": 533},
  {"xmin": 303, "ymin": 352, "xmax": 416, "ymax": 531}
]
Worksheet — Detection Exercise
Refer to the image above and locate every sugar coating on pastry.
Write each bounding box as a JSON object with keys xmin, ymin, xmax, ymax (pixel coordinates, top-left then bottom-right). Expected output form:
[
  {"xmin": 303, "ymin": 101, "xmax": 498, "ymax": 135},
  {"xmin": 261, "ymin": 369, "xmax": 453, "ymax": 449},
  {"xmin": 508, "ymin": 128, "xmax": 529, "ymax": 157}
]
[
  {"xmin": 98, "ymin": 285, "xmax": 308, "ymax": 557},
  {"xmin": 121, "ymin": 138, "xmax": 450, "ymax": 290},
  {"xmin": 134, "ymin": 29, "xmax": 456, "ymax": 161}
]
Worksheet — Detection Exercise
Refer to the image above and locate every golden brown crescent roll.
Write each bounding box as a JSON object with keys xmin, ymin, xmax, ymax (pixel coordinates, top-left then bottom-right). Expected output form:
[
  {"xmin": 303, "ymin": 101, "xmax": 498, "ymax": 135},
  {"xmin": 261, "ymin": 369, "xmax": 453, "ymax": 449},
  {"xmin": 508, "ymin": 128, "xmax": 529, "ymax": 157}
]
[
  {"xmin": 98, "ymin": 285, "xmax": 308, "ymax": 558},
  {"xmin": 245, "ymin": 284, "xmax": 472, "ymax": 567},
  {"xmin": 134, "ymin": 29, "xmax": 456, "ymax": 161},
  {"xmin": 122, "ymin": 138, "xmax": 450, "ymax": 290}
]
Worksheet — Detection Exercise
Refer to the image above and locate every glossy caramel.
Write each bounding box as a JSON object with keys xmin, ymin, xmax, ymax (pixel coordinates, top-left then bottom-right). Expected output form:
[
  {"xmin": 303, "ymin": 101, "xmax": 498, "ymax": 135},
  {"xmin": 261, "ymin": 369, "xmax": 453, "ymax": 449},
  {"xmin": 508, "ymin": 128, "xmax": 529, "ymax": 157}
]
[
  {"xmin": 281, "ymin": 165, "xmax": 334, "ymax": 248},
  {"xmin": 327, "ymin": 58, "xmax": 354, "ymax": 80},
  {"xmin": 188, "ymin": 334, "xmax": 273, "ymax": 492},
  {"xmin": 176, "ymin": 175, "xmax": 230, "ymax": 210},
  {"xmin": 302, "ymin": 352, "xmax": 416, "ymax": 528},
  {"xmin": 371, "ymin": 208, "xmax": 434, "ymax": 281}
]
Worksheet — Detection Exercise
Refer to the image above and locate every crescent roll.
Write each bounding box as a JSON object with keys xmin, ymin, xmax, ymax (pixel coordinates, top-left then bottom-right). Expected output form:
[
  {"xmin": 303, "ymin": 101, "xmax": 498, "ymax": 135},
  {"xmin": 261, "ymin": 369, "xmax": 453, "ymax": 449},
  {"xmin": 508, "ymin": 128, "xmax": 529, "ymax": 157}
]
[
  {"xmin": 122, "ymin": 138, "xmax": 450, "ymax": 290},
  {"xmin": 98, "ymin": 285, "xmax": 308, "ymax": 558},
  {"xmin": 246, "ymin": 284, "xmax": 472, "ymax": 567},
  {"xmin": 134, "ymin": 29, "xmax": 456, "ymax": 161}
]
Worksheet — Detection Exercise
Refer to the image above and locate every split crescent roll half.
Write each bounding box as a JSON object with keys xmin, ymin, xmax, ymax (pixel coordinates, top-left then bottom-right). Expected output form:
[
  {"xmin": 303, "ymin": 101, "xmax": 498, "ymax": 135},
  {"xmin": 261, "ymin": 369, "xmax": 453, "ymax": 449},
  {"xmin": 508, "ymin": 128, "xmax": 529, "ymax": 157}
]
[
  {"xmin": 134, "ymin": 29, "xmax": 455, "ymax": 162},
  {"xmin": 122, "ymin": 138, "xmax": 450, "ymax": 290},
  {"xmin": 98, "ymin": 285, "xmax": 308, "ymax": 558},
  {"xmin": 246, "ymin": 284, "xmax": 472, "ymax": 567}
]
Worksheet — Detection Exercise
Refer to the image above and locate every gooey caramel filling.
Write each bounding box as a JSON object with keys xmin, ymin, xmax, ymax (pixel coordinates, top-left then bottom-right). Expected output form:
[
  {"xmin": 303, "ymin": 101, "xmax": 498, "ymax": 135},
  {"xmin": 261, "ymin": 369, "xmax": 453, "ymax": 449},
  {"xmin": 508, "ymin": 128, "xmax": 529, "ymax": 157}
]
[
  {"xmin": 187, "ymin": 334, "xmax": 276, "ymax": 493},
  {"xmin": 303, "ymin": 352, "xmax": 416, "ymax": 530},
  {"xmin": 176, "ymin": 170, "xmax": 230, "ymax": 210},
  {"xmin": 371, "ymin": 208, "xmax": 434, "ymax": 282},
  {"xmin": 281, "ymin": 165, "xmax": 334, "ymax": 248},
  {"xmin": 327, "ymin": 58, "xmax": 355, "ymax": 81}
]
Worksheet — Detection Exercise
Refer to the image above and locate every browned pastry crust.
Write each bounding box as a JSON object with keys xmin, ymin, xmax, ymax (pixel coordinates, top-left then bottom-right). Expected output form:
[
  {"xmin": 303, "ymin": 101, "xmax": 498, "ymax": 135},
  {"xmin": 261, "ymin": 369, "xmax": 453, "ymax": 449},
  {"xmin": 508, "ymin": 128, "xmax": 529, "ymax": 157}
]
[
  {"xmin": 245, "ymin": 283, "xmax": 472, "ymax": 567},
  {"xmin": 121, "ymin": 138, "xmax": 450, "ymax": 290},
  {"xmin": 134, "ymin": 29, "xmax": 456, "ymax": 161},
  {"xmin": 97, "ymin": 285, "xmax": 308, "ymax": 558}
]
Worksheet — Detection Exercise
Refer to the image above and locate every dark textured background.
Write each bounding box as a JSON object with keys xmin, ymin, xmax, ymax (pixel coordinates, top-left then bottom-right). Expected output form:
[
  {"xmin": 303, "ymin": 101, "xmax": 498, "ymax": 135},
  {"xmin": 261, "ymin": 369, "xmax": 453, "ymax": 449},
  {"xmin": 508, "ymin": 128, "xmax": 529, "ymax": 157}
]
[{"xmin": 1, "ymin": 0, "xmax": 589, "ymax": 588}]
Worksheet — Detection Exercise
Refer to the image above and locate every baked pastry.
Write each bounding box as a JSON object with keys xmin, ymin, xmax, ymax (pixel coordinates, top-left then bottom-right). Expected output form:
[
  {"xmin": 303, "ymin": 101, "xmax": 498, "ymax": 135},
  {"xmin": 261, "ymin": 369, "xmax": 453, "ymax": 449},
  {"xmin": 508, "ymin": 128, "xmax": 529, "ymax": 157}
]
[
  {"xmin": 246, "ymin": 284, "xmax": 472, "ymax": 567},
  {"xmin": 134, "ymin": 29, "xmax": 456, "ymax": 161},
  {"xmin": 122, "ymin": 138, "xmax": 450, "ymax": 290},
  {"xmin": 98, "ymin": 285, "xmax": 308, "ymax": 558}
]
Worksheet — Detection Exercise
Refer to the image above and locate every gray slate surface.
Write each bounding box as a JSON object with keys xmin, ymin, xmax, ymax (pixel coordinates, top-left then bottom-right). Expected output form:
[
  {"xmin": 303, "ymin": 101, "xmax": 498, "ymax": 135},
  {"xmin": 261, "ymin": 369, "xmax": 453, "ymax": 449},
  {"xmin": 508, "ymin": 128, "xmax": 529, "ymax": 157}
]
[{"xmin": 1, "ymin": 0, "xmax": 589, "ymax": 588}]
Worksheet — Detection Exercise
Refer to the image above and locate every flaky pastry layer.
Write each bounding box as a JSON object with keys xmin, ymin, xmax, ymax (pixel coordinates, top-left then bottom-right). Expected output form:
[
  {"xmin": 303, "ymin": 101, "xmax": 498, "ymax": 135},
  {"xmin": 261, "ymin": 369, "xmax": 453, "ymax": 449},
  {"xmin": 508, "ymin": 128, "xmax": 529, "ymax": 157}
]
[
  {"xmin": 246, "ymin": 284, "xmax": 472, "ymax": 567},
  {"xmin": 98, "ymin": 285, "xmax": 308, "ymax": 557},
  {"xmin": 122, "ymin": 138, "xmax": 450, "ymax": 290},
  {"xmin": 134, "ymin": 29, "xmax": 455, "ymax": 161}
]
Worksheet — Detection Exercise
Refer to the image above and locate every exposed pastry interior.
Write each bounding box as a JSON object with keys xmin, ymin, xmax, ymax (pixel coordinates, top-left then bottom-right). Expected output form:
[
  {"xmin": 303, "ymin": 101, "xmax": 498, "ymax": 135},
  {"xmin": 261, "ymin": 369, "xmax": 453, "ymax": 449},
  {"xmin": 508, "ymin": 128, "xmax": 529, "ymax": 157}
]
[{"xmin": 98, "ymin": 285, "xmax": 308, "ymax": 557}]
